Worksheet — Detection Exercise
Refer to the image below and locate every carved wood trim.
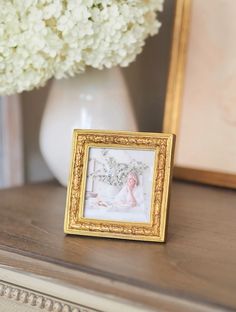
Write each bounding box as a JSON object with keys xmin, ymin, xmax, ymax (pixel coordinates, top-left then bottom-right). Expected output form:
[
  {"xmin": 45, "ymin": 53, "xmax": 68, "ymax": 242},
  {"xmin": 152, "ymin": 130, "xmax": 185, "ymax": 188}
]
[{"xmin": 0, "ymin": 281, "xmax": 99, "ymax": 312}]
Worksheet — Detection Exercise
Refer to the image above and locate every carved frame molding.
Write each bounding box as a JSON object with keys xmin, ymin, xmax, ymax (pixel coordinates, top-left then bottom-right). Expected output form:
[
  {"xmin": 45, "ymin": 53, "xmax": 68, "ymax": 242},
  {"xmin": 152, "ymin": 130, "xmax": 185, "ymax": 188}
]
[{"xmin": 64, "ymin": 130, "xmax": 175, "ymax": 242}]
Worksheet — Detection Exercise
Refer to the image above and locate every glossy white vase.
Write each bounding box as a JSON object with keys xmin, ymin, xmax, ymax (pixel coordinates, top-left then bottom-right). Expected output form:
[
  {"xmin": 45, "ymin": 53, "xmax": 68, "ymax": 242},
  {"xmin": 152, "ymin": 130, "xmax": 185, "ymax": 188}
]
[{"xmin": 39, "ymin": 67, "xmax": 138, "ymax": 186}]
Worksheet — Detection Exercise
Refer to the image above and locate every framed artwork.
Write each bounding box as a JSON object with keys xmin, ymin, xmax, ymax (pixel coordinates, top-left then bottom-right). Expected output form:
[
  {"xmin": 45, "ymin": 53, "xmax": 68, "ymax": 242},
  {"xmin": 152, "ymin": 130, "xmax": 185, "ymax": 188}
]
[
  {"xmin": 163, "ymin": 0, "xmax": 236, "ymax": 188},
  {"xmin": 64, "ymin": 130, "xmax": 175, "ymax": 242},
  {"xmin": 0, "ymin": 96, "xmax": 24, "ymax": 188}
]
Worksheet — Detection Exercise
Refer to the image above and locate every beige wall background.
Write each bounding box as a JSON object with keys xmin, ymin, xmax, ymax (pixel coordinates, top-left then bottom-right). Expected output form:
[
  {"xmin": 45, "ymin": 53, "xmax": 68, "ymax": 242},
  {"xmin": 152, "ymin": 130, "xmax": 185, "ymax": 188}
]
[{"xmin": 21, "ymin": 1, "xmax": 175, "ymax": 183}]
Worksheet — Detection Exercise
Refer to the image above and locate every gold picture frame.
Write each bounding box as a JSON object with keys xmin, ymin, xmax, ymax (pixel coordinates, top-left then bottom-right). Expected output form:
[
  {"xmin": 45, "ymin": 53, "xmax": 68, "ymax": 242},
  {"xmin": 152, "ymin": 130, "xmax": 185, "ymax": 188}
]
[
  {"xmin": 163, "ymin": 0, "xmax": 236, "ymax": 189},
  {"xmin": 64, "ymin": 130, "xmax": 175, "ymax": 242}
]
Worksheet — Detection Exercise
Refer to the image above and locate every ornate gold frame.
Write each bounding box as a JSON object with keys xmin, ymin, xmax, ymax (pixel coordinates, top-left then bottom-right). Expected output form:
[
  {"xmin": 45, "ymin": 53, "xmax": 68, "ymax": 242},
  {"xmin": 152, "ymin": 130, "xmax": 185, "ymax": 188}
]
[
  {"xmin": 64, "ymin": 130, "xmax": 175, "ymax": 242},
  {"xmin": 163, "ymin": 0, "xmax": 236, "ymax": 188}
]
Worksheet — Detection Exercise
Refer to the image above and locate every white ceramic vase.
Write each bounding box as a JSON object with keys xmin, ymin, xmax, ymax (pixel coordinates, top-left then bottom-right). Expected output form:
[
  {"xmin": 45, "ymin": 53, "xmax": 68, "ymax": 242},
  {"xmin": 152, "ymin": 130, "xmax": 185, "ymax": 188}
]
[{"xmin": 39, "ymin": 67, "xmax": 138, "ymax": 186}]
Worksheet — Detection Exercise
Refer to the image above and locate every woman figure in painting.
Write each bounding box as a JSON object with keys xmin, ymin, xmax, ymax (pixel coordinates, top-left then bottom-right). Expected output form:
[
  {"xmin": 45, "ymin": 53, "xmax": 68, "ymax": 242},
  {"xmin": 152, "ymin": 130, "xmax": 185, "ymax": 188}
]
[{"xmin": 114, "ymin": 171, "xmax": 145, "ymax": 209}]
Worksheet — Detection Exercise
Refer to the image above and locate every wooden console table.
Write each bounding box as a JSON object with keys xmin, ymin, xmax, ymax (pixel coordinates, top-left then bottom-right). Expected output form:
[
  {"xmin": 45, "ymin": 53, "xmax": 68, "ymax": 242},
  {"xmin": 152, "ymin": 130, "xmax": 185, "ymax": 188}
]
[{"xmin": 0, "ymin": 181, "xmax": 235, "ymax": 311}]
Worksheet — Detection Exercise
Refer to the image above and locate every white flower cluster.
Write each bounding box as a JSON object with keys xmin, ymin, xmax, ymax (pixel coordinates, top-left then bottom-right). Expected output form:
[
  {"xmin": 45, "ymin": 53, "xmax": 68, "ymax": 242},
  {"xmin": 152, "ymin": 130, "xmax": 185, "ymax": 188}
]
[{"xmin": 0, "ymin": 0, "xmax": 164, "ymax": 95}]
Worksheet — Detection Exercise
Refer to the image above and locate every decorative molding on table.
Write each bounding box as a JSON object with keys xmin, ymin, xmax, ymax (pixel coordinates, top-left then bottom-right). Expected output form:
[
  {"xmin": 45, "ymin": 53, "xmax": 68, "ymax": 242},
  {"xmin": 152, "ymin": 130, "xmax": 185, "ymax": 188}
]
[
  {"xmin": 0, "ymin": 281, "xmax": 97, "ymax": 312},
  {"xmin": 0, "ymin": 262, "xmax": 149, "ymax": 312}
]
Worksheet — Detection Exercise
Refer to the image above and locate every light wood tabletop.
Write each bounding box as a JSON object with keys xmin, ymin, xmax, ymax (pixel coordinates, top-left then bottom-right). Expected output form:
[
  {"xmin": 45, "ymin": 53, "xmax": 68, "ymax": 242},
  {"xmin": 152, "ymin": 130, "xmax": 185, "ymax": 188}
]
[{"xmin": 0, "ymin": 181, "xmax": 235, "ymax": 311}]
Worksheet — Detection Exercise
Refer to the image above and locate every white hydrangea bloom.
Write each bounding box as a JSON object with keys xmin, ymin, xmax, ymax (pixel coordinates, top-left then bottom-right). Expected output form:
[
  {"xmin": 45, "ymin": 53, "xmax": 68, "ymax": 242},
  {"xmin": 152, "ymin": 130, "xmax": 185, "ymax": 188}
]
[{"xmin": 0, "ymin": 0, "xmax": 164, "ymax": 95}]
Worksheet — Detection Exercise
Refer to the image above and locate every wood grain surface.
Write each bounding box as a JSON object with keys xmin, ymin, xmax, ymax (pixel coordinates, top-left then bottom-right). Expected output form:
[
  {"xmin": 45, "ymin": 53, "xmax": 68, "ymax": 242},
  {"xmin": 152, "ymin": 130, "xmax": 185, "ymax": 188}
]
[{"xmin": 0, "ymin": 181, "xmax": 236, "ymax": 311}]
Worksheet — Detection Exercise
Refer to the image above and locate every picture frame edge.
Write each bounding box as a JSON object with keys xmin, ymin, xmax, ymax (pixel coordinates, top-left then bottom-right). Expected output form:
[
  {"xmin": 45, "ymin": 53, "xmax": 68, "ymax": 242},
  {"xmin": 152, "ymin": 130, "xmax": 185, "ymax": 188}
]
[
  {"xmin": 163, "ymin": 0, "xmax": 192, "ymax": 134},
  {"xmin": 174, "ymin": 166, "xmax": 236, "ymax": 190}
]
